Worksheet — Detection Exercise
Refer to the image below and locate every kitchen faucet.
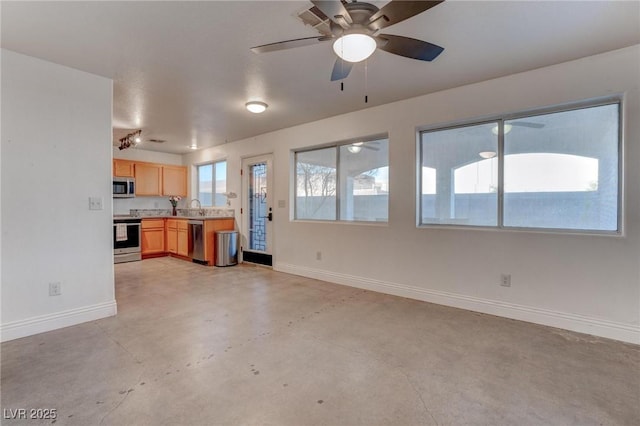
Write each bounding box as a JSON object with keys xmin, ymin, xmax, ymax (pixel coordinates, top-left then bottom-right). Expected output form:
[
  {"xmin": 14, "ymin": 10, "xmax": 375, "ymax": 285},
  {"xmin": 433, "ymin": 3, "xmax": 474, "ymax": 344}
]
[{"xmin": 190, "ymin": 199, "xmax": 204, "ymax": 216}]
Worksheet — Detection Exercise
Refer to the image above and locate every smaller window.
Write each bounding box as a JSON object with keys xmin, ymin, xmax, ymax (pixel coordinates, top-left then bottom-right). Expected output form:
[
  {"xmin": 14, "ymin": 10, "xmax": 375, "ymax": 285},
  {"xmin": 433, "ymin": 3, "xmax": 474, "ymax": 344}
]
[
  {"xmin": 294, "ymin": 137, "xmax": 389, "ymax": 222},
  {"xmin": 197, "ymin": 160, "xmax": 227, "ymax": 207}
]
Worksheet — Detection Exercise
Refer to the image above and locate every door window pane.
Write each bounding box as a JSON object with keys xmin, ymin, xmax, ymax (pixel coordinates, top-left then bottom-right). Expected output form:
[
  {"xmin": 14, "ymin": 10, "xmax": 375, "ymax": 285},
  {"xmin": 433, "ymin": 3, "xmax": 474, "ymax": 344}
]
[
  {"xmin": 503, "ymin": 104, "xmax": 619, "ymax": 231},
  {"xmin": 295, "ymin": 148, "xmax": 337, "ymax": 220},
  {"xmin": 420, "ymin": 123, "xmax": 498, "ymax": 226}
]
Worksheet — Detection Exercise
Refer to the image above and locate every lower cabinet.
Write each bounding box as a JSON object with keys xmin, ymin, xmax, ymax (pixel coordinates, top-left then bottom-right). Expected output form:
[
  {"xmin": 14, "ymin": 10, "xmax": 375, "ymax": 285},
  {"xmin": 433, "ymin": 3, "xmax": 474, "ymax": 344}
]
[
  {"xmin": 141, "ymin": 217, "xmax": 235, "ymax": 264},
  {"xmin": 177, "ymin": 230, "xmax": 189, "ymax": 256},
  {"xmin": 203, "ymin": 218, "xmax": 235, "ymax": 265},
  {"xmin": 166, "ymin": 219, "xmax": 189, "ymax": 257},
  {"xmin": 141, "ymin": 219, "xmax": 165, "ymax": 255}
]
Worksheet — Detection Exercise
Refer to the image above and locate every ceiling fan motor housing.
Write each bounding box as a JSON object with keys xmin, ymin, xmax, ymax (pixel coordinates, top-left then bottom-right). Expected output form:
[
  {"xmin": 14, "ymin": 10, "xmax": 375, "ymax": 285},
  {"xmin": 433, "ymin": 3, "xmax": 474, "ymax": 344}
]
[{"xmin": 330, "ymin": 2, "xmax": 380, "ymax": 36}]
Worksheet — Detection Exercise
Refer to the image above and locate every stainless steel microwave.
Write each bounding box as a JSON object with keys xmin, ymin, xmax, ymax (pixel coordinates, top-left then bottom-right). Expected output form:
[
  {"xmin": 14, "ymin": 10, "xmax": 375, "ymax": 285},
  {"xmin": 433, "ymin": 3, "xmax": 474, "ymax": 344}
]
[{"xmin": 113, "ymin": 177, "xmax": 135, "ymax": 198}]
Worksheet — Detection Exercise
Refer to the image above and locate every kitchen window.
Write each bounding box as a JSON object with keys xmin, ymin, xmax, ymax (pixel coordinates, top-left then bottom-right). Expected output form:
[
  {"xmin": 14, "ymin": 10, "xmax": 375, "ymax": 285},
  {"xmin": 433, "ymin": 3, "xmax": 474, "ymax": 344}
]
[
  {"xmin": 197, "ymin": 160, "xmax": 227, "ymax": 207},
  {"xmin": 418, "ymin": 100, "xmax": 620, "ymax": 233},
  {"xmin": 295, "ymin": 136, "xmax": 389, "ymax": 222}
]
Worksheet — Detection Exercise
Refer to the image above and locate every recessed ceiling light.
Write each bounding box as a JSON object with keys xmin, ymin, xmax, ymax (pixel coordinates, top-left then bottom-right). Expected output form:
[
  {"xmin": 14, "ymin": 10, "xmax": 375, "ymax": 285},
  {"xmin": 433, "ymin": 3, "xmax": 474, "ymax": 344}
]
[
  {"xmin": 190, "ymin": 145, "xmax": 198, "ymax": 150},
  {"xmin": 246, "ymin": 101, "xmax": 268, "ymax": 114}
]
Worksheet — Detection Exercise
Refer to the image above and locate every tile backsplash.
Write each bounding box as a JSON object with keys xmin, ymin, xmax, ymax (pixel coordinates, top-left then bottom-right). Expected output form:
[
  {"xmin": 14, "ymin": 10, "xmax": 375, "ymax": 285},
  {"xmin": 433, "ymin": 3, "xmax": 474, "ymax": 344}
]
[
  {"xmin": 113, "ymin": 196, "xmax": 169, "ymax": 215},
  {"xmin": 130, "ymin": 208, "xmax": 234, "ymax": 218}
]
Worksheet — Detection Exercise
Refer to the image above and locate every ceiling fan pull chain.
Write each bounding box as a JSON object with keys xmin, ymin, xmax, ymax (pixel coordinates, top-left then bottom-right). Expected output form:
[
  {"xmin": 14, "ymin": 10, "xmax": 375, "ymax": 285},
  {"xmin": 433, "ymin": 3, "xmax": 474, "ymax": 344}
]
[{"xmin": 364, "ymin": 59, "xmax": 368, "ymax": 103}]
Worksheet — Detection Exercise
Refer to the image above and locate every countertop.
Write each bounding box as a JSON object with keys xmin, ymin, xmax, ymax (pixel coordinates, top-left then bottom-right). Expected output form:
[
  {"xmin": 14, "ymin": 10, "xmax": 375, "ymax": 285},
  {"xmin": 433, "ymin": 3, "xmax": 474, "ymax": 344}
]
[{"xmin": 138, "ymin": 216, "xmax": 234, "ymax": 221}]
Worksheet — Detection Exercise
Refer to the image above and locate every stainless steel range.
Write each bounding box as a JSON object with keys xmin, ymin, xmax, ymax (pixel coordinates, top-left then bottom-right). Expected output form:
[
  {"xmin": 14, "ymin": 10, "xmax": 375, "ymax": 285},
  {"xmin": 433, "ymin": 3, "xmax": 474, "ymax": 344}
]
[{"xmin": 113, "ymin": 216, "xmax": 142, "ymax": 263}]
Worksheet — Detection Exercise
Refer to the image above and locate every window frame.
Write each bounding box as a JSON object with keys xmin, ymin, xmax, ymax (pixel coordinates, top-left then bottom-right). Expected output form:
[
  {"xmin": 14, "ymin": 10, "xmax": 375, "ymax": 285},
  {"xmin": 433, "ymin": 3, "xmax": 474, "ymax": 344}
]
[
  {"xmin": 196, "ymin": 159, "xmax": 227, "ymax": 207},
  {"xmin": 293, "ymin": 133, "xmax": 389, "ymax": 224},
  {"xmin": 417, "ymin": 97, "xmax": 623, "ymax": 235}
]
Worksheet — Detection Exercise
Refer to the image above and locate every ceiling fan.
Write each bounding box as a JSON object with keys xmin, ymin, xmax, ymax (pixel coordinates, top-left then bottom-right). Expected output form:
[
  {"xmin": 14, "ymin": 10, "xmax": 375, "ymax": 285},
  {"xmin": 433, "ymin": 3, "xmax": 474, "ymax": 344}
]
[
  {"xmin": 347, "ymin": 141, "xmax": 380, "ymax": 153},
  {"xmin": 250, "ymin": 0, "xmax": 445, "ymax": 81}
]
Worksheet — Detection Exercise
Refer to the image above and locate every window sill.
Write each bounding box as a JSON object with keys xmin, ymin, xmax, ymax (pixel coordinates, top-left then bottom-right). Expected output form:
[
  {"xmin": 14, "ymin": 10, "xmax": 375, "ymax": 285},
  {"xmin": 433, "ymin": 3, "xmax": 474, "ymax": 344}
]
[{"xmin": 292, "ymin": 219, "xmax": 389, "ymax": 227}]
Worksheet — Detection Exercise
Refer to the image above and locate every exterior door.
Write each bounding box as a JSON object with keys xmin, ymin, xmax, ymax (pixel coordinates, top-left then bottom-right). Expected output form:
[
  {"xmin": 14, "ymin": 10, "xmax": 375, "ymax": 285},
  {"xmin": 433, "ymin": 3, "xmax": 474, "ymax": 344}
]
[{"xmin": 241, "ymin": 155, "xmax": 273, "ymax": 266}]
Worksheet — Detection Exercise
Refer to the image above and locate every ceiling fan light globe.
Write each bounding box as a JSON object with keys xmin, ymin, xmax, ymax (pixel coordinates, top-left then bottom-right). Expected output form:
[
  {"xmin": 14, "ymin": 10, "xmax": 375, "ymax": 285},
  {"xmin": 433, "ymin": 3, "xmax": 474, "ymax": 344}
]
[
  {"xmin": 333, "ymin": 34, "xmax": 376, "ymax": 63},
  {"xmin": 491, "ymin": 123, "xmax": 513, "ymax": 135},
  {"xmin": 347, "ymin": 145, "xmax": 362, "ymax": 153},
  {"xmin": 479, "ymin": 151, "xmax": 497, "ymax": 159}
]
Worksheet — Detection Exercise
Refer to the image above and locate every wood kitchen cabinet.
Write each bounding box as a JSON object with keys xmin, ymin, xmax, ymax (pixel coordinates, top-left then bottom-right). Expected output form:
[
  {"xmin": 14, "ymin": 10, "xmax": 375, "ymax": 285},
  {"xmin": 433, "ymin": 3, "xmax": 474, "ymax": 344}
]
[
  {"xmin": 141, "ymin": 219, "xmax": 165, "ymax": 256},
  {"xmin": 162, "ymin": 165, "xmax": 187, "ymax": 197},
  {"xmin": 113, "ymin": 159, "xmax": 187, "ymax": 197},
  {"xmin": 203, "ymin": 218, "xmax": 235, "ymax": 266},
  {"xmin": 113, "ymin": 159, "xmax": 135, "ymax": 177},
  {"xmin": 166, "ymin": 219, "xmax": 189, "ymax": 257},
  {"xmin": 135, "ymin": 163, "xmax": 163, "ymax": 196}
]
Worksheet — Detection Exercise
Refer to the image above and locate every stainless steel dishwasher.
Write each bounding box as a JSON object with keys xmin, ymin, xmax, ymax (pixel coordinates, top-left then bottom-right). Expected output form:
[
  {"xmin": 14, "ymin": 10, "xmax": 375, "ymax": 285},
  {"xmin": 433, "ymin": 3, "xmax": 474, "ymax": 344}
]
[{"xmin": 188, "ymin": 220, "xmax": 206, "ymax": 264}]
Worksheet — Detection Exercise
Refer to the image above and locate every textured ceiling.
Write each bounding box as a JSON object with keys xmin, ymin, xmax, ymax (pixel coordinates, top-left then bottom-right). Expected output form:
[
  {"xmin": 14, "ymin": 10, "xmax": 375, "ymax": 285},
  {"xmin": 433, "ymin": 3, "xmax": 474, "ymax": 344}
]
[{"xmin": 2, "ymin": 1, "xmax": 639, "ymax": 153}]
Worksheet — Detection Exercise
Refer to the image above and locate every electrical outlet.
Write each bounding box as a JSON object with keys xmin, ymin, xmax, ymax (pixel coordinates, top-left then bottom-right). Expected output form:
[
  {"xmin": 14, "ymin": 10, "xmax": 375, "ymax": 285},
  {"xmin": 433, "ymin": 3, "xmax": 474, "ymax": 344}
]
[
  {"xmin": 49, "ymin": 282, "xmax": 62, "ymax": 296},
  {"xmin": 500, "ymin": 274, "xmax": 511, "ymax": 287},
  {"xmin": 88, "ymin": 197, "xmax": 103, "ymax": 210},
  {"xmin": 316, "ymin": 251, "xmax": 322, "ymax": 261}
]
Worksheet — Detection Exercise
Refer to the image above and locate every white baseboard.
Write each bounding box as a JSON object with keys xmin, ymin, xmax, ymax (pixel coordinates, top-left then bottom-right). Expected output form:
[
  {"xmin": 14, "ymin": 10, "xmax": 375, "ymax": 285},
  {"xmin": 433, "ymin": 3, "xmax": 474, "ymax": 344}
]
[
  {"xmin": 0, "ymin": 300, "xmax": 117, "ymax": 342},
  {"xmin": 275, "ymin": 263, "xmax": 639, "ymax": 345}
]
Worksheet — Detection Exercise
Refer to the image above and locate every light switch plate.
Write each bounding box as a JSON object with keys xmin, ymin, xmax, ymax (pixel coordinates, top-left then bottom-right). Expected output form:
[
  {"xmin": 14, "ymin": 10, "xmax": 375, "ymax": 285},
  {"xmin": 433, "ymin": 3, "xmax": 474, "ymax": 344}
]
[
  {"xmin": 89, "ymin": 197, "xmax": 103, "ymax": 210},
  {"xmin": 278, "ymin": 200, "xmax": 286, "ymax": 208}
]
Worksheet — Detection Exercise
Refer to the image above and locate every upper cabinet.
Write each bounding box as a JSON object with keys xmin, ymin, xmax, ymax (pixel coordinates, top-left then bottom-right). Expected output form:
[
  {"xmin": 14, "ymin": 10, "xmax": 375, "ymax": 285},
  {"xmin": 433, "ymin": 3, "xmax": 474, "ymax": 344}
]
[
  {"xmin": 113, "ymin": 159, "xmax": 135, "ymax": 177},
  {"xmin": 162, "ymin": 165, "xmax": 187, "ymax": 197},
  {"xmin": 114, "ymin": 158, "xmax": 187, "ymax": 197},
  {"xmin": 135, "ymin": 163, "xmax": 163, "ymax": 196}
]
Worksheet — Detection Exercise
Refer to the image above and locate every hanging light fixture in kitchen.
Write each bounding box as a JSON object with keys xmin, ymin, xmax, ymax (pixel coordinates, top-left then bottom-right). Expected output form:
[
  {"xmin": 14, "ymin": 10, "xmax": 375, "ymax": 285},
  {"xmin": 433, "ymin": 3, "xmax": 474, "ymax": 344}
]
[{"xmin": 118, "ymin": 130, "xmax": 142, "ymax": 150}]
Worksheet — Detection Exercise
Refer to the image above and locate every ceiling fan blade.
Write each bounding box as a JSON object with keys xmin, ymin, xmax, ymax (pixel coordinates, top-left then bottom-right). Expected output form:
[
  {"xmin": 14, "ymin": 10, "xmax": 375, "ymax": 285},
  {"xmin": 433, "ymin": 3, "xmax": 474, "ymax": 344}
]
[
  {"xmin": 250, "ymin": 36, "xmax": 331, "ymax": 54},
  {"xmin": 311, "ymin": 1, "xmax": 352, "ymax": 28},
  {"xmin": 363, "ymin": 145, "xmax": 380, "ymax": 151},
  {"xmin": 376, "ymin": 34, "xmax": 444, "ymax": 61},
  {"xmin": 368, "ymin": 1, "xmax": 444, "ymax": 32},
  {"xmin": 511, "ymin": 121, "xmax": 545, "ymax": 129},
  {"xmin": 331, "ymin": 58, "xmax": 353, "ymax": 81}
]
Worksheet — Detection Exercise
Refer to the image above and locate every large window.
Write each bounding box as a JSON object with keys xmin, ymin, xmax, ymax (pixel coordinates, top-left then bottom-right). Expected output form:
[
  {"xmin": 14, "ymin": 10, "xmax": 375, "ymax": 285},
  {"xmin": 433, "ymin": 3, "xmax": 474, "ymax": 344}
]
[
  {"xmin": 295, "ymin": 137, "xmax": 389, "ymax": 222},
  {"xmin": 197, "ymin": 160, "xmax": 227, "ymax": 207},
  {"xmin": 419, "ymin": 101, "xmax": 620, "ymax": 233}
]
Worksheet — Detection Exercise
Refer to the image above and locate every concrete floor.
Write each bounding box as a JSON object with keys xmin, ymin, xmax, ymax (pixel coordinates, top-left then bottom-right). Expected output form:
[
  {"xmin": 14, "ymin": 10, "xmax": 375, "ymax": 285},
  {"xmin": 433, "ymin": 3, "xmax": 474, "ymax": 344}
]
[{"xmin": 2, "ymin": 257, "xmax": 639, "ymax": 426}]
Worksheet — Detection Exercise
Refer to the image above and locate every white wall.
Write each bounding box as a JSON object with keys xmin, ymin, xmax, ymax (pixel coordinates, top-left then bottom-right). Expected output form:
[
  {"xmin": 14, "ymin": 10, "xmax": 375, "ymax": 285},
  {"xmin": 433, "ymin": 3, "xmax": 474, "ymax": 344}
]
[
  {"xmin": 184, "ymin": 45, "xmax": 640, "ymax": 344},
  {"xmin": 1, "ymin": 50, "xmax": 115, "ymax": 341}
]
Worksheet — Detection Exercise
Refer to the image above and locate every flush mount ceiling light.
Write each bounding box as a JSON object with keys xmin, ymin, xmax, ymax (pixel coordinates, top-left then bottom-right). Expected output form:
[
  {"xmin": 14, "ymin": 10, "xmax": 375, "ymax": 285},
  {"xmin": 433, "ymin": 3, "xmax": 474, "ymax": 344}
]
[
  {"xmin": 333, "ymin": 34, "xmax": 377, "ymax": 63},
  {"xmin": 245, "ymin": 101, "xmax": 268, "ymax": 114},
  {"xmin": 118, "ymin": 129, "xmax": 142, "ymax": 150}
]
